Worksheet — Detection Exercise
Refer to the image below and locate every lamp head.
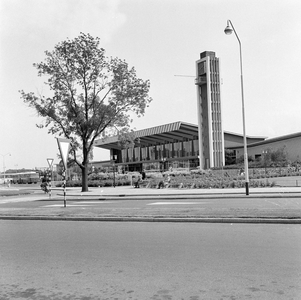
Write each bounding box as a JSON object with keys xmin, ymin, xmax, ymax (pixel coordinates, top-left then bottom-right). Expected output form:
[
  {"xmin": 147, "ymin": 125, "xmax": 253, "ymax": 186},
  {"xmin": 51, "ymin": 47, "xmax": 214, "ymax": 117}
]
[{"xmin": 224, "ymin": 24, "xmax": 233, "ymax": 35}]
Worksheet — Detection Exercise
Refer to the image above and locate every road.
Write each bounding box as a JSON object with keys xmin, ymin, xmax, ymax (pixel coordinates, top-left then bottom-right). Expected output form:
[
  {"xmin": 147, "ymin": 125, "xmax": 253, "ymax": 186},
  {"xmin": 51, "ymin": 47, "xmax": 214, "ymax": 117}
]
[
  {"xmin": 1, "ymin": 220, "xmax": 301, "ymax": 299},
  {"xmin": 0, "ymin": 190, "xmax": 301, "ymax": 220}
]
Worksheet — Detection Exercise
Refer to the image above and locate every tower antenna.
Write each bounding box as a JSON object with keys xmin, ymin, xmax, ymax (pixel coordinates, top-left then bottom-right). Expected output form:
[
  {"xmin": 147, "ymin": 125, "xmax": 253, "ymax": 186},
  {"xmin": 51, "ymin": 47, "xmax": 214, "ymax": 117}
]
[{"xmin": 174, "ymin": 75, "xmax": 195, "ymax": 77}]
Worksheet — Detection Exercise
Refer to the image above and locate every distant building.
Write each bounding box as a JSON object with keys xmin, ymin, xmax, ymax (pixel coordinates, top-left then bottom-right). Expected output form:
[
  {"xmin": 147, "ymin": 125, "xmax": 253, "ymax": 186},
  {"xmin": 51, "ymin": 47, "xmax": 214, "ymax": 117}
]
[{"xmin": 90, "ymin": 160, "xmax": 112, "ymax": 172}]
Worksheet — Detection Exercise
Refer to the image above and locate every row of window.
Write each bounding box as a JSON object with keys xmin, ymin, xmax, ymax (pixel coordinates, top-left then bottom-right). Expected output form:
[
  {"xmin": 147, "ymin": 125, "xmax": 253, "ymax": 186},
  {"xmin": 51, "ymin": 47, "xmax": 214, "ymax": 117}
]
[
  {"xmin": 121, "ymin": 140, "xmax": 200, "ymax": 163},
  {"xmin": 142, "ymin": 159, "xmax": 199, "ymax": 171},
  {"xmin": 114, "ymin": 159, "xmax": 200, "ymax": 173}
]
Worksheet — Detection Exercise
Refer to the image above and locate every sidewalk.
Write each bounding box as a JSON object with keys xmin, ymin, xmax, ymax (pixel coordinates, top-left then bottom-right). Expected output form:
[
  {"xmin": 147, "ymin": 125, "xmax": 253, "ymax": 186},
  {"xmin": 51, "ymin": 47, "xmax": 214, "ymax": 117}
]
[
  {"xmin": 61, "ymin": 185, "xmax": 301, "ymax": 198},
  {"xmin": 1, "ymin": 185, "xmax": 301, "ymax": 224}
]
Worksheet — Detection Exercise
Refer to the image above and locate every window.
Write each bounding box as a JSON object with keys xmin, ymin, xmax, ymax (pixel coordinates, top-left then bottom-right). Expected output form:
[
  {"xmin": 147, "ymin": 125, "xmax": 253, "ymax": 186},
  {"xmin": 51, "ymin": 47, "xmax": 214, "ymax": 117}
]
[
  {"xmin": 173, "ymin": 142, "xmax": 182, "ymax": 158},
  {"xmin": 165, "ymin": 143, "xmax": 173, "ymax": 158},
  {"xmin": 121, "ymin": 149, "xmax": 127, "ymax": 163},
  {"xmin": 149, "ymin": 146, "xmax": 156, "ymax": 160},
  {"xmin": 141, "ymin": 147, "xmax": 148, "ymax": 161},
  {"xmin": 156, "ymin": 145, "xmax": 164, "ymax": 160},
  {"xmin": 128, "ymin": 148, "xmax": 134, "ymax": 162},
  {"xmin": 193, "ymin": 140, "xmax": 199, "ymax": 156},
  {"xmin": 183, "ymin": 140, "xmax": 192, "ymax": 156},
  {"xmin": 134, "ymin": 147, "xmax": 140, "ymax": 161}
]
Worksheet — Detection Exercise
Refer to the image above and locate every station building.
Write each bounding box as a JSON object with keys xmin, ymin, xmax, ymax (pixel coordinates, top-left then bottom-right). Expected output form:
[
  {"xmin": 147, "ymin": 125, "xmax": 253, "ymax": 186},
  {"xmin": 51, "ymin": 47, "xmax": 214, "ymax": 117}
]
[
  {"xmin": 94, "ymin": 121, "xmax": 273, "ymax": 172},
  {"xmin": 94, "ymin": 51, "xmax": 301, "ymax": 171},
  {"xmin": 94, "ymin": 122, "xmax": 301, "ymax": 172}
]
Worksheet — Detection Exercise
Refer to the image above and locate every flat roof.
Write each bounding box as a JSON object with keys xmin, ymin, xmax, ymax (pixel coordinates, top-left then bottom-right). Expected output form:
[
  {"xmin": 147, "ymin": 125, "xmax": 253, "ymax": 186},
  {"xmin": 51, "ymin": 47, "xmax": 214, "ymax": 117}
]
[
  {"xmin": 228, "ymin": 131, "xmax": 301, "ymax": 149},
  {"xmin": 94, "ymin": 121, "xmax": 268, "ymax": 150},
  {"xmin": 224, "ymin": 130, "xmax": 267, "ymax": 140},
  {"xmin": 95, "ymin": 121, "xmax": 199, "ymax": 150}
]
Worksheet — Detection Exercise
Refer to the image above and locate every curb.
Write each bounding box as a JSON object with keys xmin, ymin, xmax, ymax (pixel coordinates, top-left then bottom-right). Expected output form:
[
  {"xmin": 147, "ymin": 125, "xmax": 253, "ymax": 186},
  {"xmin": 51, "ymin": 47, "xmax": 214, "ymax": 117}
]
[
  {"xmin": 0, "ymin": 192, "xmax": 33, "ymax": 197},
  {"xmin": 57, "ymin": 192, "xmax": 301, "ymax": 200},
  {"xmin": 1, "ymin": 215, "xmax": 300, "ymax": 224},
  {"xmin": 59, "ymin": 193, "xmax": 301, "ymax": 200}
]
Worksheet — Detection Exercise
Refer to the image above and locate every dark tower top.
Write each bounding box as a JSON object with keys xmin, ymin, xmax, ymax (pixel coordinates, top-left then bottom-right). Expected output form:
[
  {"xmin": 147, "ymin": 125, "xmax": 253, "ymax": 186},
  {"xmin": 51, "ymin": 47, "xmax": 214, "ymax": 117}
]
[{"xmin": 200, "ymin": 51, "xmax": 215, "ymax": 59}]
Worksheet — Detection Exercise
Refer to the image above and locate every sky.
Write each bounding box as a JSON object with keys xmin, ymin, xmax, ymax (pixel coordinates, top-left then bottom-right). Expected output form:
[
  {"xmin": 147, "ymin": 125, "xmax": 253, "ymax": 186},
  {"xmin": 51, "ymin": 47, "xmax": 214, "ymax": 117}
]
[{"xmin": 1, "ymin": 0, "xmax": 301, "ymax": 171}]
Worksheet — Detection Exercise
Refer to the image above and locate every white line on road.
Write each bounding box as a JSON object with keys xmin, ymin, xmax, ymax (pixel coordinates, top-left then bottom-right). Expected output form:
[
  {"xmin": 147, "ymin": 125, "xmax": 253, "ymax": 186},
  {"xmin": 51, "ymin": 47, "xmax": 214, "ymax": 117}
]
[
  {"xmin": 76, "ymin": 201, "xmax": 111, "ymax": 204},
  {"xmin": 0, "ymin": 196, "xmax": 47, "ymax": 204},
  {"xmin": 264, "ymin": 199, "xmax": 282, "ymax": 207},
  {"xmin": 42, "ymin": 202, "xmax": 114, "ymax": 207},
  {"xmin": 147, "ymin": 202, "xmax": 200, "ymax": 205}
]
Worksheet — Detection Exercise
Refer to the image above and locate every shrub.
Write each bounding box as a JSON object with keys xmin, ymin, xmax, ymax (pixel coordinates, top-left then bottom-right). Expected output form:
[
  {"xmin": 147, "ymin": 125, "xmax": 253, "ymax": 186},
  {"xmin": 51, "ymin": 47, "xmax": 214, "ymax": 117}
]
[
  {"xmin": 163, "ymin": 169, "xmax": 190, "ymax": 176},
  {"xmin": 56, "ymin": 178, "xmax": 131, "ymax": 188},
  {"xmin": 145, "ymin": 172, "xmax": 163, "ymax": 179},
  {"xmin": 56, "ymin": 166, "xmax": 291, "ymax": 189},
  {"xmin": 191, "ymin": 168, "xmax": 212, "ymax": 175}
]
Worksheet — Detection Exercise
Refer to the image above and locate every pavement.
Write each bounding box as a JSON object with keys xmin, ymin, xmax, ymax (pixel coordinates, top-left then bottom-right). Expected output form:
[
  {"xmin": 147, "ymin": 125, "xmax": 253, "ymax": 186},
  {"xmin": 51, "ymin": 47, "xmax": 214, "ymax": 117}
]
[
  {"xmin": 0, "ymin": 185, "xmax": 301, "ymax": 223},
  {"xmin": 63, "ymin": 185, "xmax": 301, "ymax": 198}
]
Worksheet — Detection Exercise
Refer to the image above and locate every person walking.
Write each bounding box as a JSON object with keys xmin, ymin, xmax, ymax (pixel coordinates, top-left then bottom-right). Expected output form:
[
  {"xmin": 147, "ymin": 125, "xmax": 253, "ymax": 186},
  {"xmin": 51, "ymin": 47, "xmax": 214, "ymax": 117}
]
[{"xmin": 134, "ymin": 174, "xmax": 141, "ymax": 188}]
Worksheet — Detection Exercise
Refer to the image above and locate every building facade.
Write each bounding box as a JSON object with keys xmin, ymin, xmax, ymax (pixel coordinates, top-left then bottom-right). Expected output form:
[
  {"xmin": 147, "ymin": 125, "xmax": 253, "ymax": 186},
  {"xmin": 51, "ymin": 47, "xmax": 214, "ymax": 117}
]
[
  {"xmin": 228, "ymin": 132, "xmax": 301, "ymax": 163},
  {"xmin": 94, "ymin": 121, "xmax": 266, "ymax": 173},
  {"xmin": 95, "ymin": 122, "xmax": 200, "ymax": 173}
]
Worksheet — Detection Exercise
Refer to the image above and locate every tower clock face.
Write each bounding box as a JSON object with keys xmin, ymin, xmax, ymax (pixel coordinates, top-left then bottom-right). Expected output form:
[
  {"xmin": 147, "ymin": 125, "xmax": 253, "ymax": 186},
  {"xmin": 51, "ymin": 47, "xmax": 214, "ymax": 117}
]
[{"xmin": 198, "ymin": 61, "xmax": 206, "ymax": 75}]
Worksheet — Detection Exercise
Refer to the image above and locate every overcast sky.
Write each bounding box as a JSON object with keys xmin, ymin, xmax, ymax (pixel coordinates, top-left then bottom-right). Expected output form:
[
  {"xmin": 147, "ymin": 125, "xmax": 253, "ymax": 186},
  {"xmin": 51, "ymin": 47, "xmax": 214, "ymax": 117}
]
[{"xmin": 1, "ymin": 0, "xmax": 301, "ymax": 170}]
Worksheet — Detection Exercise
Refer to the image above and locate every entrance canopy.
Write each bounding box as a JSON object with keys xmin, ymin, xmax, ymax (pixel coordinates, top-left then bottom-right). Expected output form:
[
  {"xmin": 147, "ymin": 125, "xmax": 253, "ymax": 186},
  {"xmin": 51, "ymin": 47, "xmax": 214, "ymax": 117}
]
[{"xmin": 95, "ymin": 121, "xmax": 199, "ymax": 150}]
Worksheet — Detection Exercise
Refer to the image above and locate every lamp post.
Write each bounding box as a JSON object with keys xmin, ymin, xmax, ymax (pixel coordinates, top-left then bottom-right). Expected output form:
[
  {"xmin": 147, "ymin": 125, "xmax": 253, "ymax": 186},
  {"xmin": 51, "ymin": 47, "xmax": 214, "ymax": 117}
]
[
  {"xmin": 113, "ymin": 162, "xmax": 116, "ymax": 188},
  {"xmin": 262, "ymin": 150, "xmax": 268, "ymax": 176},
  {"xmin": 1, "ymin": 153, "xmax": 11, "ymax": 184},
  {"xmin": 224, "ymin": 20, "xmax": 249, "ymax": 195},
  {"xmin": 111, "ymin": 154, "xmax": 117, "ymax": 188}
]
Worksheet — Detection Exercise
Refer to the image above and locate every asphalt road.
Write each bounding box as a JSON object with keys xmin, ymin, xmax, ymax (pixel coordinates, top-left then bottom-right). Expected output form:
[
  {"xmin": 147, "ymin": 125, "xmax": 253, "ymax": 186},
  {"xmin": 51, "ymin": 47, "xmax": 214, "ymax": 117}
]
[
  {"xmin": 0, "ymin": 220, "xmax": 300, "ymax": 299},
  {"xmin": 0, "ymin": 191, "xmax": 301, "ymax": 221}
]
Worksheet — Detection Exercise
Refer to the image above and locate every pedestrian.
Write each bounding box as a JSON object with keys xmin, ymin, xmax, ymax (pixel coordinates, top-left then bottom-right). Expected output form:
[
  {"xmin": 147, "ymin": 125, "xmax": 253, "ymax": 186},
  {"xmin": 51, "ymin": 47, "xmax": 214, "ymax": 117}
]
[
  {"xmin": 157, "ymin": 180, "xmax": 164, "ymax": 189},
  {"xmin": 141, "ymin": 170, "xmax": 146, "ymax": 180},
  {"xmin": 134, "ymin": 175, "xmax": 141, "ymax": 188},
  {"xmin": 164, "ymin": 174, "xmax": 171, "ymax": 188}
]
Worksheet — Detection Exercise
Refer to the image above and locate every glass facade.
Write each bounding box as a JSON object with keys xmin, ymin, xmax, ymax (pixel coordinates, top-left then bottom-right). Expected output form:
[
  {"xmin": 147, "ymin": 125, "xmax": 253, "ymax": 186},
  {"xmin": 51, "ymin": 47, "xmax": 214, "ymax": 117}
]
[
  {"xmin": 173, "ymin": 142, "xmax": 182, "ymax": 158},
  {"xmin": 128, "ymin": 147, "xmax": 134, "ymax": 162},
  {"xmin": 134, "ymin": 147, "xmax": 140, "ymax": 161},
  {"xmin": 149, "ymin": 146, "xmax": 156, "ymax": 160},
  {"xmin": 118, "ymin": 139, "xmax": 199, "ymax": 172},
  {"xmin": 141, "ymin": 147, "xmax": 148, "ymax": 161},
  {"xmin": 165, "ymin": 143, "xmax": 173, "ymax": 158}
]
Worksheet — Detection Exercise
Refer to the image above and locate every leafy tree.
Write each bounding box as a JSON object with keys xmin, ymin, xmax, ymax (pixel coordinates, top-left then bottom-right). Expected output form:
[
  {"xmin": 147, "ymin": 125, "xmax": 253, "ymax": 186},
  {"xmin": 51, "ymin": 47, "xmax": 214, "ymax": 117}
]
[
  {"xmin": 225, "ymin": 149, "xmax": 236, "ymax": 165},
  {"xmin": 235, "ymin": 154, "xmax": 254, "ymax": 165},
  {"xmin": 262, "ymin": 146, "xmax": 288, "ymax": 167},
  {"xmin": 20, "ymin": 33, "xmax": 152, "ymax": 191}
]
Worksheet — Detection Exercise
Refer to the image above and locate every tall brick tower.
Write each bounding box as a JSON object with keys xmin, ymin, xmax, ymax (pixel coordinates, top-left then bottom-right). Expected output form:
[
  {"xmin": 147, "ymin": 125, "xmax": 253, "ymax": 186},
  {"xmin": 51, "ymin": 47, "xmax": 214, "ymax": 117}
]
[{"xmin": 195, "ymin": 51, "xmax": 224, "ymax": 169}]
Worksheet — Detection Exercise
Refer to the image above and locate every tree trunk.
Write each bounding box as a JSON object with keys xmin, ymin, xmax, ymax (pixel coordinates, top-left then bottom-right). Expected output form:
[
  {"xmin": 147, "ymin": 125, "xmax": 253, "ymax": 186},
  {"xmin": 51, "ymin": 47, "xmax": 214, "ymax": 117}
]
[
  {"xmin": 81, "ymin": 165, "xmax": 89, "ymax": 192},
  {"xmin": 81, "ymin": 143, "xmax": 89, "ymax": 192}
]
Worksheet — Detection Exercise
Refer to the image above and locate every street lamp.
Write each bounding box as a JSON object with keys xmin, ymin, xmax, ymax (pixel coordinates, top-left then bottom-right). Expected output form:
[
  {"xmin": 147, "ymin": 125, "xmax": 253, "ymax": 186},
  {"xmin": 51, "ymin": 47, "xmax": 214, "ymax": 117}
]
[
  {"xmin": 111, "ymin": 154, "xmax": 117, "ymax": 188},
  {"xmin": 262, "ymin": 150, "xmax": 268, "ymax": 176},
  {"xmin": 224, "ymin": 20, "xmax": 250, "ymax": 195},
  {"xmin": 1, "ymin": 153, "xmax": 11, "ymax": 184}
]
